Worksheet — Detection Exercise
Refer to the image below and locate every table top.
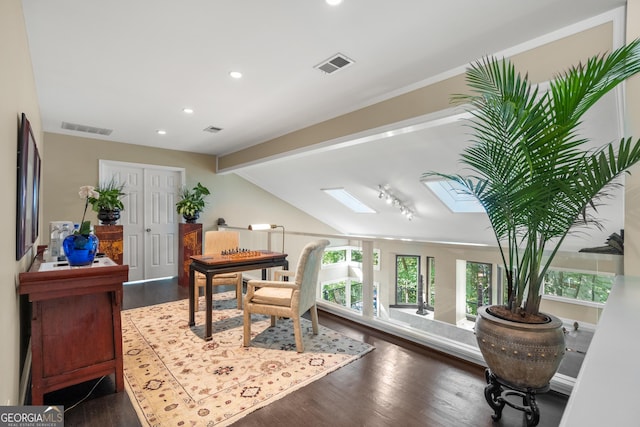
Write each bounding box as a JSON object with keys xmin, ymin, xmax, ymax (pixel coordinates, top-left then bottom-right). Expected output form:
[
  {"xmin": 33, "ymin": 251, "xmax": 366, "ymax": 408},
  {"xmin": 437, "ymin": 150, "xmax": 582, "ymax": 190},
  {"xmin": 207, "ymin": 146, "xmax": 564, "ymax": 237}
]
[{"xmin": 190, "ymin": 250, "xmax": 288, "ymax": 266}]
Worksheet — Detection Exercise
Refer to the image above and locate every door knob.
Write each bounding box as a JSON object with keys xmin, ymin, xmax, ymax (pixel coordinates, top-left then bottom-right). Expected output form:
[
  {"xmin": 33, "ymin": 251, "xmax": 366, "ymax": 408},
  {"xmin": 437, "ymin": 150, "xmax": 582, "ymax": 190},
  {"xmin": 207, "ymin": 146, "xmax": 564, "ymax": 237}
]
[{"xmin": 146, "ymin": 228, "xmax": 151, "ymax": 232}]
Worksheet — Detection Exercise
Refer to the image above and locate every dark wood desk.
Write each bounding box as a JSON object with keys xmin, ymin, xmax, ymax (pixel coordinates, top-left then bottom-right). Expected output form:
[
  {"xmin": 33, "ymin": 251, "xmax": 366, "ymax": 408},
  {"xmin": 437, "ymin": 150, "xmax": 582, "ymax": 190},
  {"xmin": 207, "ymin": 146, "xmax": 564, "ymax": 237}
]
[
  {"xmin": 189, "ymin": 251, "xmax": 288, "ymax": 340},
  {"xmin": 19, "ymin": 257, "xmax": 129, "ymax": 405}
]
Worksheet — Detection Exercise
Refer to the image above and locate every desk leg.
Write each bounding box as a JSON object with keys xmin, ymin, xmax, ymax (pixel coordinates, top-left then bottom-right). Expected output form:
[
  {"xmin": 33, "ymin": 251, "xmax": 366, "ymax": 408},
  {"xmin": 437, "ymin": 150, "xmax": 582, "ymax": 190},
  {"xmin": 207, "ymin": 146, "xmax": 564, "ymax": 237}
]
[
  {"xmin": 188, "ymin": 264, "xmax": 195, "ymax": 326},
  {"xmin": 205, "ymin": 272, "xmax": 213, "ymax": 341}
]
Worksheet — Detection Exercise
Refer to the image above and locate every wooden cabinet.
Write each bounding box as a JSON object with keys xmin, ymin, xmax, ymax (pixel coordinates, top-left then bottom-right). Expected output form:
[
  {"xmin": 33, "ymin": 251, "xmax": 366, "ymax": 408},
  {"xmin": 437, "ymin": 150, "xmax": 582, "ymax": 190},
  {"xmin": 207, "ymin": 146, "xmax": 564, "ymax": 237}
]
[
  {"xmin": 18, "ymin": 258, "xmax": 129, "ymax": 405},
  {"xmin": 178, "ymin": 223, "xmax": 202, "ymax": 287},
  {"xmin": 94, "ymin": 225, "xmax": 124, "ymax": 265}
]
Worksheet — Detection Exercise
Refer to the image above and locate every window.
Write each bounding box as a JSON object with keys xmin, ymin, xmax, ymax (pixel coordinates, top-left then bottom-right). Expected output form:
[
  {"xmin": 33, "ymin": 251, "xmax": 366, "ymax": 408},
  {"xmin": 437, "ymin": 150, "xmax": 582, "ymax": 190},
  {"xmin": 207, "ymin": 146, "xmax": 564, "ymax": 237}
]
[
  {"xmin": 322, "ymin": 248, "xmax": 347, "ymax": 265},
  {"xmin": 350, "ymin": 248, "xmax": 380, "ymax": 269},
  {"xmin": 395, "ymin": 255, "xmax": 420, "ymax": 305},
  {"xmin": 466, "ymin": 261, "xmax": 492, "ymax": 316},
  {"xmin": 323, "ymin": 246, "xmax": 380, "ymax": 269},
  {"xmin": 427, "ymin": 256, "xmax": 436, "ymax": 308},
  {"xmin": 543, "ymin": 269, "xmax": 614, "ymax": 304},
  {"xmin": 321, "ymin": 279, "xmax": 378, "ymax": 313},
  {"xmin": 322, "ymin": 280, "xmax": 347, "ymax": 306}
]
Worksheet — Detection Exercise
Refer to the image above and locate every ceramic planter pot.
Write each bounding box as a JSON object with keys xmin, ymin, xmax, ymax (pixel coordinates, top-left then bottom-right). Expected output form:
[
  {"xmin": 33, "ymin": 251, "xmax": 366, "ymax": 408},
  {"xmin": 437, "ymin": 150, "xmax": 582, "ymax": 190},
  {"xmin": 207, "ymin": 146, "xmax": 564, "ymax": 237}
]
[
  {"xmin": 475, "ymin": 305, "xmax": 565, "ymax": 389},
  {"xmin": 183, "ymin": 212, "xmax": 200, "ymax": 223},
  {"xmin": 98, "ymin": 208, "xmax": 121, "ymax": 225},
  {"xmin": 62, "ymin": 233, "xmax": 99, "ymax": 266}
]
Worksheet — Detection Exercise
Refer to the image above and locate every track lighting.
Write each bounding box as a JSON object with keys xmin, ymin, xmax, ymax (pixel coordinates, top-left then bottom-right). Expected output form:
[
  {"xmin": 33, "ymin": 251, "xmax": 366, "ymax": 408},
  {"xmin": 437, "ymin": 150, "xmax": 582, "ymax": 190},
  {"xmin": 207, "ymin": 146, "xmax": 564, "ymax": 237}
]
[{"xmin": 377, "ymin": 185, "xmax": 414, "ymax": 220}]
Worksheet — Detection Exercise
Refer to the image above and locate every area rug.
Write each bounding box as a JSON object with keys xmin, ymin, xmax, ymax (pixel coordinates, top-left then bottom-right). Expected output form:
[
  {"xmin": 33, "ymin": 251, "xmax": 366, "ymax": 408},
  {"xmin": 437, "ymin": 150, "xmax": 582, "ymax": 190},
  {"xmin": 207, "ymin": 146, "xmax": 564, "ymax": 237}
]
[{"xmin": 121, "ymin": 292, "xmax": 374, "ymax": 426}]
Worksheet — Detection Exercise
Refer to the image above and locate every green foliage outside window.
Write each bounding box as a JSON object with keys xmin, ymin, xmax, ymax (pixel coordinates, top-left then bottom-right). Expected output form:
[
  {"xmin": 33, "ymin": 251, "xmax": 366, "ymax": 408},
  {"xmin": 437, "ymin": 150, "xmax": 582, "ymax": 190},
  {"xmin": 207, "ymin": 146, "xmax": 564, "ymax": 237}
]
[
  {"xmin": 322, "ymin": 281, "xmax": 347, "ymax": 306},
  {"xmin": 466, "ymin": 262, "xmax": 492, "ymax": 316},
  {"xmin": 544, "ymin": 270, "xmax": 613, "ymax": 303},
  {"xmin": 396, "ymin": 255, "xmax": 419, "ymax": 304},
  {"xmin": 350, "ymin": 281, "xmax": 363, "ymax": 310},
  {"xmin": 322, "ymin": 249, "xmax": 346, "ymax": 264},
  {"xmin": 427, "ymin": 257, "xmax": 436, "ymax": 307},
  {"xmin": 350, "ymin": 249, "xmax": 379, "ymax": 266}
]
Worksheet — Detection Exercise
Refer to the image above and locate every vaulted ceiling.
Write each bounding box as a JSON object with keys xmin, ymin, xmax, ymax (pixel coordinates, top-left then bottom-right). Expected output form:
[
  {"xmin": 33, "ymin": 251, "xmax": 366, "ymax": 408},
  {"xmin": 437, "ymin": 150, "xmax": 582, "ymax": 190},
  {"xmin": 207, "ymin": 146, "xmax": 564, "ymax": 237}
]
[{"xmin": 22, "ymin": 0, "xmax": 629, "ymax": 250}]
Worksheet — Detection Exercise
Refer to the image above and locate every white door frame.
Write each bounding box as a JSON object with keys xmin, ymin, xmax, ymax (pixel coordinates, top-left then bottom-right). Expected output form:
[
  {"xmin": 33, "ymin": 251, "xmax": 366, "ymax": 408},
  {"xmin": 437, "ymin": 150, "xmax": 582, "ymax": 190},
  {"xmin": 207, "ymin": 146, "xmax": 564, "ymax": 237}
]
[{"xmin": 99, "ymin": 160, "xmax": 185, "ymax": 281}]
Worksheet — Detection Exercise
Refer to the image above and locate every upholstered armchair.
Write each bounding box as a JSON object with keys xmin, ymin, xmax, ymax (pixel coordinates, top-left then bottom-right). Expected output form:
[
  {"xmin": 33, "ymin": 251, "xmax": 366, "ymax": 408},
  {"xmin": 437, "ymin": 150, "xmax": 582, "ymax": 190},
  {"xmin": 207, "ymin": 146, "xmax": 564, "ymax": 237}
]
[
  {"xmin": 194, "ymin": 231, "xmax": 243, "ymax": 310},
  {"xmin": 243, "ymin": 239, "xmax": 330, "ymax": 352}
]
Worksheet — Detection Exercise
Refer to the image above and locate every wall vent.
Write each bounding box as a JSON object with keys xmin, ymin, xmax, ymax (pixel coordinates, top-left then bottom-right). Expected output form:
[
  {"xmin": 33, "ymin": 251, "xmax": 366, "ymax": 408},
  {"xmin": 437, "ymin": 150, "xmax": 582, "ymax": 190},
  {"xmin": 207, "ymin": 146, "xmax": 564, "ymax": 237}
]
[
  {"xmin": 203, "ymin": 126, "xmax": 223, "ymax": 133},
  {"xmin": 314, "ymin": 53, "xmax": 354, "ymax": 74},
  {"xmin": 61, "ymin": 121, "xmax": 113, "ymax": 136}
]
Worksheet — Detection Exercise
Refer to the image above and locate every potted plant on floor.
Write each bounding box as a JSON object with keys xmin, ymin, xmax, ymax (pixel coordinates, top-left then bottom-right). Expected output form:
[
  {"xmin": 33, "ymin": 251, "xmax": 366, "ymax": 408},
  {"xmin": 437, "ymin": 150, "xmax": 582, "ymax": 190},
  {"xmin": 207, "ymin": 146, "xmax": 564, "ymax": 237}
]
[
  {"xmin": 89, "ymin": 178, "xmax": 126, "ymax": 225},
  {"xmin": 176, "ymin": 182, "xmax": 211, "ymax": 223},
  {"xmin": 424, "ymin": 39, "xmax": 640, "ymax": 419}
]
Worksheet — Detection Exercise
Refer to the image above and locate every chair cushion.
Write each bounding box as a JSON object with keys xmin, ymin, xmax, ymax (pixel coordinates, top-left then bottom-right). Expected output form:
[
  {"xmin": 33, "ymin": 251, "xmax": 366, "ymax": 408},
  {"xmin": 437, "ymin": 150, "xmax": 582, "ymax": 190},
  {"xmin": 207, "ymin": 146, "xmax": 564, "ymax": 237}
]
[{"xmin": 251, "ymin": 287, "xmax": 293, "ymax": 307}]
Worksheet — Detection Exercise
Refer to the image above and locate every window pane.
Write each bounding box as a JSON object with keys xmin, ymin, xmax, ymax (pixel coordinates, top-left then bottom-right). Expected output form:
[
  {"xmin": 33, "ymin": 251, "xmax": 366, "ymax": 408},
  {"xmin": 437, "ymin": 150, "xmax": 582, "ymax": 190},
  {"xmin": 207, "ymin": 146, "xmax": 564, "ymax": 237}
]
[
  {"xmin": 466, "ymin": 261, "xmax": 492, "ymax": 316},
  {"xmin": 322, "ymin": 249, "xmax": 346, "ymax": 265},
  {"xmin": 427, "ymin": 256, "xmax": 436, "ymax": 307},
  {"xmin": 396, "ymin": 255, "xmax": 420, "ymax": 304},
  {"xmin": 544, "ymin": 270, "xmax": 614, "ymax": 303},
  {"xmin": 322, "ymin": 280, "xmax": 347, "ymax": 306},
  {"xmin": 350, "ymin": 281, "xmax": 363, "ymax": 311}
]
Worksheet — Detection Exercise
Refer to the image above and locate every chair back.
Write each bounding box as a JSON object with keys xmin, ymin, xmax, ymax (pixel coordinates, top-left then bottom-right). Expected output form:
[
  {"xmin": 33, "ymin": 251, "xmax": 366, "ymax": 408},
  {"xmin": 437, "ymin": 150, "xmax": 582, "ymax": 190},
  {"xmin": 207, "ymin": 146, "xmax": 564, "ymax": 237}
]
[
  {"xmin": 295, "ymin": 239, "xmax": 330, "ymax": 314},
  {"xmin": 204, "ymin": 231, "xmax": 239, "ymax": 255}
]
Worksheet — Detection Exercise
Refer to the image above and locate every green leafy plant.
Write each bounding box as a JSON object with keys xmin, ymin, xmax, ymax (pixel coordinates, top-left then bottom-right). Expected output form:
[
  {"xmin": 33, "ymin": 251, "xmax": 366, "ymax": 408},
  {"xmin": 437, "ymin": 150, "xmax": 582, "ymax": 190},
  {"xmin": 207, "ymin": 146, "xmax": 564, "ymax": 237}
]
[
  {"xmin": 423, "ymin": 39, "xmax": 640, "ymax": 319},
  {"xmin": 88, "ymin": 179, "xmax": 126, "ymax": 212},
  {"xmin": 176, "ymin": 182, "xmax": 211, "ymax": 216}
]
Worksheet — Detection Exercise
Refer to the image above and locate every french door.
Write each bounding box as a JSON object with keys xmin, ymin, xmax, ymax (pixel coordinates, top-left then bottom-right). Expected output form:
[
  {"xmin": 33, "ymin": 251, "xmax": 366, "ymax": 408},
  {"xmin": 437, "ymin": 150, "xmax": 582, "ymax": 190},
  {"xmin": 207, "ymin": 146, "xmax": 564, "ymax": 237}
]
[{"xmin": 99, "ymin": 160, "xmax": 184, "ymax": 282}]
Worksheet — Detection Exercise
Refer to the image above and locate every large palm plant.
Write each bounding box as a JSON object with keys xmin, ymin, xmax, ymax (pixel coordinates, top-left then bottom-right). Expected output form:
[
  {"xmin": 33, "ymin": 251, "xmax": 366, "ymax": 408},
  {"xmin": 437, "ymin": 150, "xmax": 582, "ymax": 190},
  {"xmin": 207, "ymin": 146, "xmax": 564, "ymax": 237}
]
[{"xmin": 424, "ymin": 39, "xmax": 640, "ymax": 317}]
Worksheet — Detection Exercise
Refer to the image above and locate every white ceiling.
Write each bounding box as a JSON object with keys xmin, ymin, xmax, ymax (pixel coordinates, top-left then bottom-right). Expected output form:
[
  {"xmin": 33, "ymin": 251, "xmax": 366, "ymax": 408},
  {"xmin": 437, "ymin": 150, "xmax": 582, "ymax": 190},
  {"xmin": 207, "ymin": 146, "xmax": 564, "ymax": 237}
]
[{"xmin": 22, "ymin": 0, "xmax": 629, "ymax": 251}]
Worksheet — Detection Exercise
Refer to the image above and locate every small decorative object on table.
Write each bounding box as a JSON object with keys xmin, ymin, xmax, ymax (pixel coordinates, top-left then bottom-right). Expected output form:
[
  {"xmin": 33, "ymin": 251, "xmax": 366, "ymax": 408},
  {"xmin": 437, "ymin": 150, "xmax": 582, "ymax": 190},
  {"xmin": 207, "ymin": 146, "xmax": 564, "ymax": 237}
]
[{"xmin": 63, "ymin": 185, "xmax": 100, "ymax": 266}]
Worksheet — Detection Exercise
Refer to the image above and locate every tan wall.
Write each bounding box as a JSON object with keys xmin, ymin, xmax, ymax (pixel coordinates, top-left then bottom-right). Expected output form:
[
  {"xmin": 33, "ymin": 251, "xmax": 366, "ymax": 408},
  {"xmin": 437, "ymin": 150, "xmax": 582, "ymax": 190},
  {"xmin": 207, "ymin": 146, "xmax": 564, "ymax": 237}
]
[
  {"xmin": 42, "ymin": 132, "xmax": 338, "ymax": 243},
  {"xmin": 0, "ymin": 0, "xmax": 43, "ymax": 405}
]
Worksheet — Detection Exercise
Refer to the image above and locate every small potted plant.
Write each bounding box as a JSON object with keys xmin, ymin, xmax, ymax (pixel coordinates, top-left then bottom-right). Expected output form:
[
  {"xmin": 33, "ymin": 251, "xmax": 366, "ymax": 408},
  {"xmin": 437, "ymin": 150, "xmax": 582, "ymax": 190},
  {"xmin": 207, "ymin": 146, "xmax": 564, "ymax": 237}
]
[
  {"xmin": 176, "ymin": 182, "xmax": 211, "ymax": 223},
  {"xmin": 89, "ymin": 178, "xmax": 126, "ymax": 225}
]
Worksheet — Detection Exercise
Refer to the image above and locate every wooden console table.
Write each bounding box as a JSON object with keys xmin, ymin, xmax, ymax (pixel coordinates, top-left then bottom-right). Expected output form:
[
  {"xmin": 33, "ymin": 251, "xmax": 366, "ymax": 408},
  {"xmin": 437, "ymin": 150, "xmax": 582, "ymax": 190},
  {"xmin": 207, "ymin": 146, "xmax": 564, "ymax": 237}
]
[{"xmin": 19, "ymin": 257, "xmax": 129, "ymax": 405}]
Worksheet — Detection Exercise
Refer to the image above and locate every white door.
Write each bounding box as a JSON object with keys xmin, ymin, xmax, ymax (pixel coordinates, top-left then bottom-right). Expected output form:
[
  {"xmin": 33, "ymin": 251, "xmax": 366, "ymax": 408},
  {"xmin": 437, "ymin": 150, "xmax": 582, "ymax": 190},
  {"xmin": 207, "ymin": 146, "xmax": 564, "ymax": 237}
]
[{"xmin": 100, "ymin": 160, "xmax": 184, "ymax": 281}]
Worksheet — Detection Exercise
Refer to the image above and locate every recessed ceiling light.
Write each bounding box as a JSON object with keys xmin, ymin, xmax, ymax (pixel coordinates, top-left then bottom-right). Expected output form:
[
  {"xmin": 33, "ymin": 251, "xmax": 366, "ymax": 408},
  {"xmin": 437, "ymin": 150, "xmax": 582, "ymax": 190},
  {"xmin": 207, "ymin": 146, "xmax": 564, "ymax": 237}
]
[
  {"xmin": 156, "ymin": 129, "xmax": 167, "ymax": 135},
  {"xmin": 229, "ymin": 71, "xmax": 243, "ymax": 79},
  {"xmin": 182, "ymin": 108, "xmax": 194, "ymax": 114},
  {"xmin": 326, "ymin": 0, "xmax": 343, "ymax": 5}
]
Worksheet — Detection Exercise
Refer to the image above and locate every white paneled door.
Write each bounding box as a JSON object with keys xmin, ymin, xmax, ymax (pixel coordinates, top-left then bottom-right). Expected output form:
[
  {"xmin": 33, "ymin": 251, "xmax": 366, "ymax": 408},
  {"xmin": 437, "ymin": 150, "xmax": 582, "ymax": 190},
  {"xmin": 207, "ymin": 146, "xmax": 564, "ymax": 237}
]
[{"xmin": 99, "ymin": 160, "xmax": 184, "ymax": 282}]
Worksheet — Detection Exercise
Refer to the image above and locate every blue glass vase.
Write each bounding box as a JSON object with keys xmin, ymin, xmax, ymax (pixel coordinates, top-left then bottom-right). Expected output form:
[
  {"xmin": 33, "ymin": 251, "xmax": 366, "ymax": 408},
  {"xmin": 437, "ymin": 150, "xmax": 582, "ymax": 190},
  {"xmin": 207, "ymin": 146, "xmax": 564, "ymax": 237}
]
[{"xmin": 62, "ymin": 233, "xmax": 99, "ymax": 266}]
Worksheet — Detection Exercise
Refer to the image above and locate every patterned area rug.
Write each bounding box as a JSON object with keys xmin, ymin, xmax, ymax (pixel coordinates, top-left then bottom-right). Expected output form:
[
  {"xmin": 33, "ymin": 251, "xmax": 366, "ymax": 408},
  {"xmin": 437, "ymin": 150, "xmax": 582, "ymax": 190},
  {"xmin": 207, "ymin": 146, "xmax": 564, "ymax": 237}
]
[{"xmin": 122, "ymin": 292, "xmax": 374, "ymax": 426}]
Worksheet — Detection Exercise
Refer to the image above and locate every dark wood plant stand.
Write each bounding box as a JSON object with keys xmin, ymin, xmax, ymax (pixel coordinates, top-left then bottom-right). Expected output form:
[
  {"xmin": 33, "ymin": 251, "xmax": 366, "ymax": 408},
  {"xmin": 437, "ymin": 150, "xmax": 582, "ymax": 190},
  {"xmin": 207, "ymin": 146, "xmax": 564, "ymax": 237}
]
[{"xmin": 483, "ymin": 369, "xmax": 549, "ymax": 427}]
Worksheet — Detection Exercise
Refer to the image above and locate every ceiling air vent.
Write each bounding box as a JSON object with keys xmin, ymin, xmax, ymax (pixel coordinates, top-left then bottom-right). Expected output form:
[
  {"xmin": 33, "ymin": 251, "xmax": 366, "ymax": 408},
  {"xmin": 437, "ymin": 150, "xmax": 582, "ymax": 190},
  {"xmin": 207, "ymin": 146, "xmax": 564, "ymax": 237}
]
[
  {"xmin": 203, "ymin": 126, "xmax": 223, "ymax": 133},
  {"xmin": 61, "ymin": 121, "xmax": 113, "ymax": 136},
  {"xmin": 314, "ymin": 53, "xmax": 354, "ymax": 74}
]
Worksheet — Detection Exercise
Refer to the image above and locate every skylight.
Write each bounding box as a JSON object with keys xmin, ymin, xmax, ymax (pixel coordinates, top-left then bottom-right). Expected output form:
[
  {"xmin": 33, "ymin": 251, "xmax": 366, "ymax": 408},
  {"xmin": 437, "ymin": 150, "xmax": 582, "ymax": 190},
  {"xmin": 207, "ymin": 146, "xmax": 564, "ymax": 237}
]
[
  {"xmin": 322, "ymin": 188, "xmax": 375, "ymax": 213},
  {"xmin": 422, "ymin": 180, "xmax": 485, "ymax": 213}
]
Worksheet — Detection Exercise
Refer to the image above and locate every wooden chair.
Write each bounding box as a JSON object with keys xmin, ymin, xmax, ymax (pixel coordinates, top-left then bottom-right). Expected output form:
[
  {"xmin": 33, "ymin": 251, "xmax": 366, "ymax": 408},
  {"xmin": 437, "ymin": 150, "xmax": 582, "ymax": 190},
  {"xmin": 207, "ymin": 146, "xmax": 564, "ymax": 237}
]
[
  {"xmin": 243, "ymin": 239, "xmax": 330, "ymax": 352},
  {"xmin": 194, "ymin": 231, "xmax": 243, "ymax": 310}
]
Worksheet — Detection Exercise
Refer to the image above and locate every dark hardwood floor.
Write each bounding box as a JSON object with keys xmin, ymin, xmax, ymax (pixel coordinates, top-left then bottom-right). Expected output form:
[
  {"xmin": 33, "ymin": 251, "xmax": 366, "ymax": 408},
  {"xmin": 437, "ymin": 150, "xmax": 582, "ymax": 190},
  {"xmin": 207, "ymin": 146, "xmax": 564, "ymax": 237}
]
[{"xmin": 44, "ymin": 278, "xmax": 568, "ymax": 426}]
